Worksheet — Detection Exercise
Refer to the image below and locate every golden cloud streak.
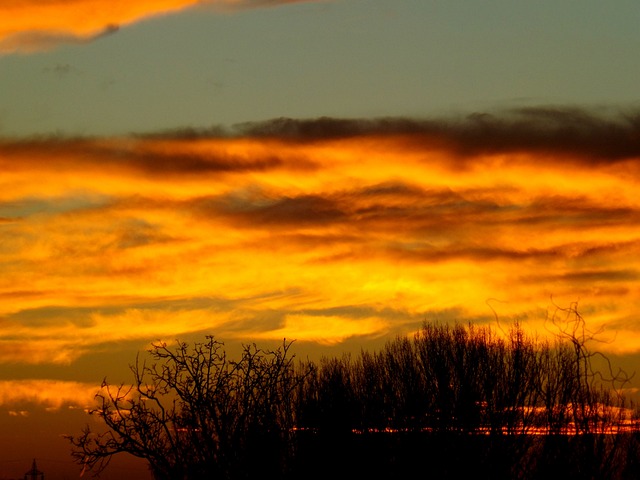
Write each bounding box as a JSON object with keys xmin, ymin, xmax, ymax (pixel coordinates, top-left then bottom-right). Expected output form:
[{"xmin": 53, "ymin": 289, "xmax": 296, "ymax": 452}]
[
  {"xmin": 1, "ymin": 111, "xmax": 640, "ymax": 364},
  {"xmin": 0, "ymin": 379, "xmax": 98, "ymax": 409},
  {"xmin": 0, "ymin": 0, "xmax": 197, "ymax": 53},
  {"xmin": 0, "ymin": 0, "xmax": 319, "ymax": 53}
]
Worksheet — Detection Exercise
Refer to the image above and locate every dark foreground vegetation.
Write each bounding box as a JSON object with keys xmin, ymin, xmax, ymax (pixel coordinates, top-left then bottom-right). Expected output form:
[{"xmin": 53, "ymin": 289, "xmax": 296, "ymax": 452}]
[{"xmin": 68, "ymin": 305, "xmax": 640, "ymax": 479}]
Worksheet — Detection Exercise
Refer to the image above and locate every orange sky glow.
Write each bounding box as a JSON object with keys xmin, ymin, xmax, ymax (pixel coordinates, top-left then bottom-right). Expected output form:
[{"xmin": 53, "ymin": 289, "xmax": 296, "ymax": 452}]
[
  {"xmin": 1, "ymin": 111, "xmax": 640, "ymax": 380},
  {"xmin": 0, "ymin": 108, "xmax": 639, "ymax": 478},
  {"xmin": 2, "ymin": 0, "xmax": 640, "ymax": 475}
]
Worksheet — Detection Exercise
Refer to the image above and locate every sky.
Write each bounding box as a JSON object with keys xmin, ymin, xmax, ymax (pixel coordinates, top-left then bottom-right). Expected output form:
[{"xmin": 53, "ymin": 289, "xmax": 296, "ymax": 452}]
[{"xmin": 0, "ymin": 0, "xmax": 640, "ymax": 478}]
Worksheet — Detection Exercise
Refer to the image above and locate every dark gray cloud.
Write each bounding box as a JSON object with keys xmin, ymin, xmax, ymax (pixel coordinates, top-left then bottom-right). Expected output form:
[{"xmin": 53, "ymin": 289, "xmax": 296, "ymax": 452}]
[
  {"xmin": 557, "ymin": 269, "xmax": 639, "ymax": 283},
  {"xmin": 298, "ymin": 304, "xmax": 424, "ymax": 323},
  {"xmin": 188, "ymin": 183, "xmax": 640, "ymax": 240},
  {"xmin": 4, "ymin": 295, "xmax": 237, "ymax": 329},
  {"xmin": 231, "ymin": 117, "xmax": 428, "ymax": 140},
  {"xmin": 574, "ymin": 240, "xmax": 640, "ymax": 259},
  {"xmin": 388, "ymin": 245, "xmax": 565, "ymax": 264},
  {"xmin": 521, "ymin": 269, "xmax": 639, "ymax": 290},
  {"xmin": 230, "ymin": 107, "xmax": 640, "ymax": 162},
  {"xmin": 130, "ymin": 152, "xmax": 282, "ymax": 175},
  {"xmin": 0, "ymin": 137, "xmax": 315, "ymax": 175},
  {"xmin": 3, "ymin": 107, "xmax": 639, "ymax": 174},
  {"xmin": 42, "ymin": 63, "xmax": 80, "ymax": 77},
  {"xmin": 434, "ymin": 107, "xmax": 640, "ymax": 162},
  {"xmin": 196, "ymin": 193, "xmax": 347, "ymax": 226},
  {"xmin": 508, "ymin": 197, "xmax": 640, "ymax": 228}
]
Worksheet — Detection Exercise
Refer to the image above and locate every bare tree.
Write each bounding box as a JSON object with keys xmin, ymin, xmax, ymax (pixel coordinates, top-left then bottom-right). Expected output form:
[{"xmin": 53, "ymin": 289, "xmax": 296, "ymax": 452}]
[{"xmin": 67, "ymin": 337, "xmax": 308, "ymax": 479}]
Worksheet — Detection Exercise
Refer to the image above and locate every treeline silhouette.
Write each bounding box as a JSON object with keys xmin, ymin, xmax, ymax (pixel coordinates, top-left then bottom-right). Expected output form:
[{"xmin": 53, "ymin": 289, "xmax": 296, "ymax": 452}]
[
  {"xmin": 294, "ymin": 309, "xmax": 639, "ymax": 479},
  {"xmin": 69, "ymin": 306, "xmax": 640, "ymax": 479}
]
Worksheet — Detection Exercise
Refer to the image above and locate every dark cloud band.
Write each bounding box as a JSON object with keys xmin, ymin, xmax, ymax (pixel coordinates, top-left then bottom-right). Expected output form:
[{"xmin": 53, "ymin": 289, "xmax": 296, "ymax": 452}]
[{"xmin": 231, "ymin": 107, "xmax": 640, "ymax": 162}]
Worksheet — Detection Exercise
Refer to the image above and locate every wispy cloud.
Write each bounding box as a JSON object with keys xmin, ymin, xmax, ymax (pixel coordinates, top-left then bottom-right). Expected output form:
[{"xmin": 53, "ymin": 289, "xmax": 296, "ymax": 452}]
[
  {"xmin": 1, "ymin": 108, "xmax": 640, "ymax": 368},
  {"xmin": 0, "ymin": 24, "xmax": 119, "ymax": 54},
  {"xmin": 0, "ymin": 380, "xmax": 98, "ymax": 409},
  {"xmin": 0, "ymin": 0, "xmax": 320, "ymax": 54}
]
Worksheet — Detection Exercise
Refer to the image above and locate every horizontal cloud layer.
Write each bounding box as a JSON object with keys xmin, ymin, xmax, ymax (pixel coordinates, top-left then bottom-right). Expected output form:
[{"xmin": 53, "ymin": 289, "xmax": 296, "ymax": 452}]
[
  {"xmin": 1, "ymin": 108, "xmax": 640, "ymax": 382},
  {"xmin": 0, "ymin": 380, "xmax": 98, "ymax": 409},
  {"xmin": 231, "ymin": 108, "xmax": 640, "ymax": 161},
  {"xmin": 0, "ymin": 0, "xmax": 319, "ymax": 53}
]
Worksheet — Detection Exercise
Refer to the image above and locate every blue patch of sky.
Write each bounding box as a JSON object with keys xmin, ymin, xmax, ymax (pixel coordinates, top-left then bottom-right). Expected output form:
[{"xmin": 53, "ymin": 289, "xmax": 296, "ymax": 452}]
[{"xmin": 0, "ymin": 0, "xmax": 638, "ymax": 136}]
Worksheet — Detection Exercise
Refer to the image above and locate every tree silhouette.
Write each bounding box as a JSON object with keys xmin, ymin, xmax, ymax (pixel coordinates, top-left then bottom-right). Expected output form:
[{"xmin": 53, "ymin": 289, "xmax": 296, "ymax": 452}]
[
  {"xmin": 291, "ymin": 313, "xmax": 640, "ymax": 479},
  {"xmin": 69, "ymin": 308, "xmax": 640, "ymax": 479},
  {"xmin": 67, "ymin": 337, "xmax": 308, "ymax": 479}
]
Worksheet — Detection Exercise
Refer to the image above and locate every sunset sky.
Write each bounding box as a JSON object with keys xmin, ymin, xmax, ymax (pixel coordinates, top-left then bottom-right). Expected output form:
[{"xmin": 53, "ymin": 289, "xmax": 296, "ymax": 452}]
[{"xmin": 1, "ymin": 1, "xmax": 640, "ymax": 478}]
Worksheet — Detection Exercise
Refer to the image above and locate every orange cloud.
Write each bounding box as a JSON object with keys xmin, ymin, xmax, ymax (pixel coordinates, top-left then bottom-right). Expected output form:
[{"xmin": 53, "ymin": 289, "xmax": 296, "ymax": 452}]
[
  {"xmin": 1, "ymin": 109, "xmax": 640, "ymax": 366},
  {"xmin": 0, "ymin": 0, "xmax": 321, "ymax": 54},
  {"xmin": 0, "ymin": 380, "xmax": 98, "ymax": 409},
  {"xmin": 0, "ymin": 0, "xmax": 197, "ymax": 53}
]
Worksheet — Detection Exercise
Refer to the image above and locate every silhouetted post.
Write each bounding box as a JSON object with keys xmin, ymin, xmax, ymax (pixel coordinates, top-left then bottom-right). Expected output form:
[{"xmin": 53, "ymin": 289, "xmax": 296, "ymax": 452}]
[{"xmin": 24, "ymin": 459, "xmax": 44, "ymax": 480}]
